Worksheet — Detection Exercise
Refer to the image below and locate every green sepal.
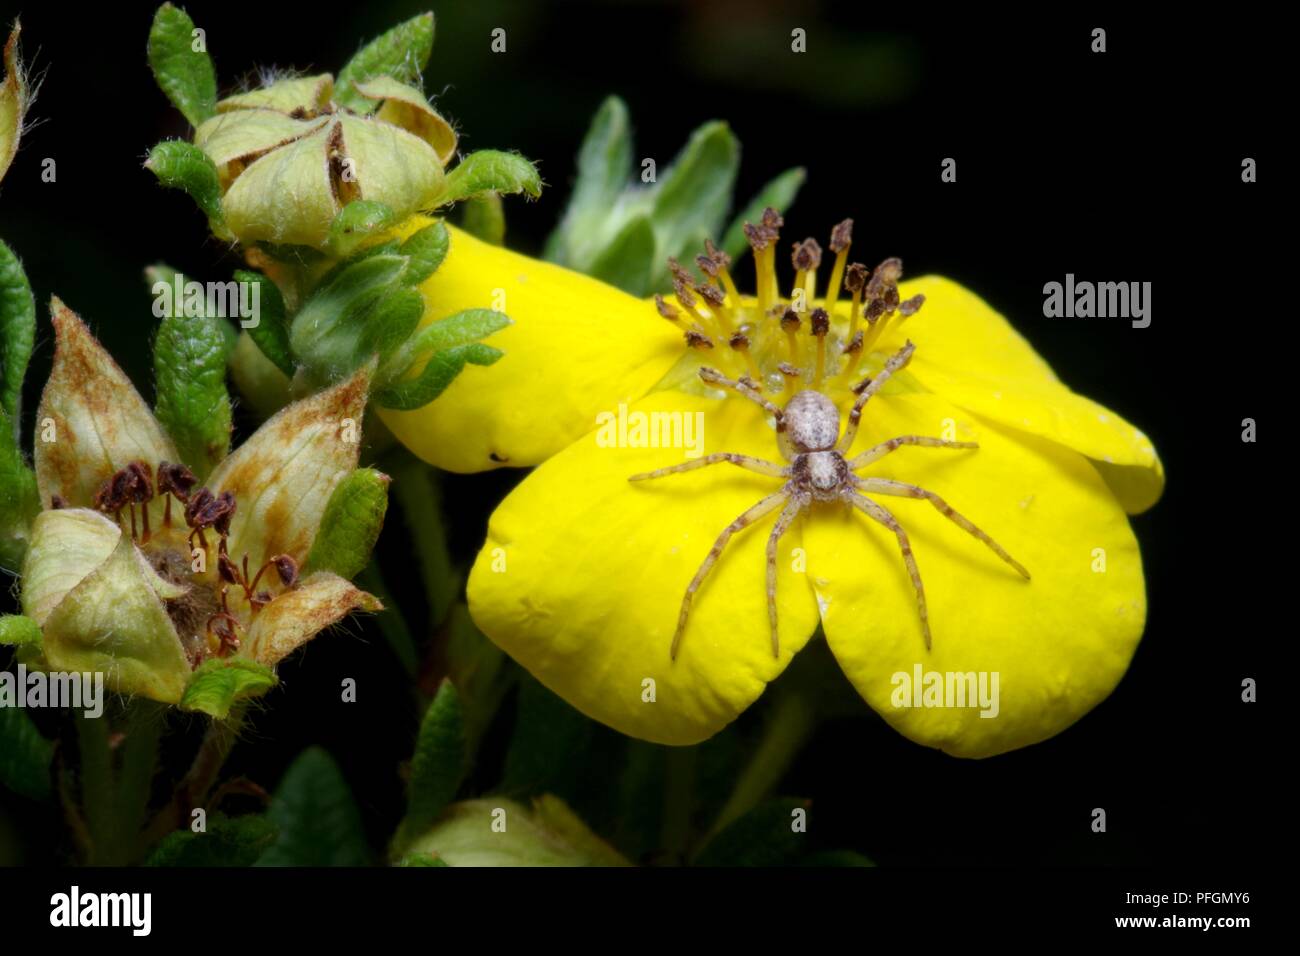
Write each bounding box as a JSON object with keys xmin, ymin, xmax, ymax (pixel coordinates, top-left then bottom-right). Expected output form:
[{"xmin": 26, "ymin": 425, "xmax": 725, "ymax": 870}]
[
  {"xmin": 393, "ymin": 679, "xmax": 465, "ymax": 854},
  {"xmin": 359, "ymin": 287, "xmax": 424, "ymax": 366},
  {"xmin": 374, "ymin": 342, "xmax": 501, "ymax": 411},
  {"xmin": 231, "ymin": 269, "xmax": 294, "ymax": 377},
  {"xmin": 147, "ymin": 3, "xmax": 217, "ymax": 127},
  {"xmin": 399, "ymin": 220, "xmax": 449, "ymax": 284},
  {"xmin": 649, "ymin": 120, "xmax": 739, "ymax": 287},
  {"xmin": 385, "ymin": 307, "xmax": 509, "ymax": 382},
  {"xmin": 0, "ymin": 613, "xmax": 41, "ymax": 647},
  {"xmin": 327, "ymin": 200, "xmax": 397, "ymax": 258},
  {"xmin": 0, "ymin": 236, "xmax": 35, "ymax": 427},
  {"xmin": 334, "ymin": 13, "xmax": 435, "ymax": 112},
  {"xmin": 146, "ymin": 814, "xmax": 277, "ymax": 866},
  {"xmin": 145, "ymin": 140, "xmax": 226, "ymax": 233},
  {"xmin": 587, "ymin": 214, "xmax": 655, "ymax": 295},
  {"xmin": 179, "ymin": 657, "xmax": 278, "ymax": 719},
  {"xmin": 721, "ymin": 166, "xmax": 807, "ymax": 262},
  {"xmin": 460, "ymin": 194, "xmax": 505, "ymax": 246},
  {"xmin": 304, "ymin": 468, "xmax": 391, "ymax": 581},
  {"xmin": 153, "ymin": 299, "xmax": 233, "ymax": 480},
  {"xmin": 543, "ymin": 95, "xmax": 632, "ymax": 264},
  {"xmin": 441, "ymin": 150, "xmax": 542, "ymax": 206}
]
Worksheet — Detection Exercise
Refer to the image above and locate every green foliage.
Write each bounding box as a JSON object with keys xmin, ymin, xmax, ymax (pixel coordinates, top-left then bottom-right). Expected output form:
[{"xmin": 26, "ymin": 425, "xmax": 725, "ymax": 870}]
[
  {"xmin": 147, "ymin": 3, "xmax": 217, "ymax": 127},
  {"xmin": 145, "ymin": 142, "xmax": 224, "ymax": 231},
  {"xmin": 152, "ymin": 296, "xmax": 232, "ymax": 479},
  {"xmin": 147, "ymin": 814, "xmax": 277, "ymax": 866},
  {"xmin": 334, "ymin": 13, "xmax": 436, "ymax": 111},
  {"xmin": 179, "ymin": 658, "xmax": 277, "ymax": 719},
  {"xmin": 441, "ymin": 151, "xmax": 543, "ymax": 206},
  {"xmin": 256, "ymin": 748, "xmax": 370, "ymax": 866},
  {"xmin": 0, "ymin": 237, "xmax": 34, "ymax": 426},
  {"xmin": 393, "ymin": 680, "xmax": 466, "ymax": 853},
  {"xmin": 231, "ymin": 270, "xmax": 293, "ymax": 377},
  {"xmin": 304, "ymin": 468, "xmax": 391, "ymax": 580},
  {"xmin": 0, "ymin": 702, "xmax": 53, "ymax": 801}
]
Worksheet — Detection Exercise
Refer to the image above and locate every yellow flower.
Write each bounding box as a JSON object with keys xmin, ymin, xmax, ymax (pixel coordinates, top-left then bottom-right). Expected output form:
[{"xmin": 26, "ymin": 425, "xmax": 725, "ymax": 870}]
[
  {"xmin": 419, "ymin": 211, "xmax": 1162, "ymax": 758},
  {"xmin": 19, "ymin": 301, "xmax": 380, "ymax": 706}
]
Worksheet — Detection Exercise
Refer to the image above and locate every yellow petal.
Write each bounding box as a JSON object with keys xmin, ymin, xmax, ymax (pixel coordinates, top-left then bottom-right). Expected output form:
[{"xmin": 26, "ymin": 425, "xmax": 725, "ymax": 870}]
[
  {"xmin": 21, "ymin": 508, "xmax": 121, "ymax": 626},
  {"xmin": 220, "ymin": 123, "xmax": 337, "ymax": 247},
  {"xmin": 891, "ymin": 275, "xmax": 1164, "ymax": 513},
  {"xmin": 34, "ymin": 299, "xmax": 180, "ymax": 511},
  {"xmin": 207, "ymin": 367, "xmax": 368, "ymax": 570},
  {"xmin": 467, "ymin": 391, "xmax": 821, "ymax": 745},
  {"xmin": 335, "ymin": 114, "xmax": 445, "ymax": 219},
  {"xmin": 194, "ymin": 109, "xmax": 329, "ymax": 188},
  {"xmin": 41, "ymin": 536, "xmax": 192, "ymax": 704},
  {"xmin": 354, "ymin": 76, "xmax": 457, "ymax": 166},
  {"xmin": 378, "ymin": 221, "xmax": 683, "ymax": 472},
  {"xmin": 243, "ymin": 571, "xmax": 381, "ymax": 666},
  {"xmin": 802, "ymin": 390, "xmax": 1145, "ymax": 758},
  {"xmin": 216, "ymin": 74, "xmax": 334, "ymax": 114}
]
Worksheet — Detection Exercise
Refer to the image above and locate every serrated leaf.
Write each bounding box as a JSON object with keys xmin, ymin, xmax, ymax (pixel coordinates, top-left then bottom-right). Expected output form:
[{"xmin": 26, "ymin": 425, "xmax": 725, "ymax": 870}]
[
  {"xmin": 721, "ymin": 166, "xmax": 807, "ymax": 262},
  {"xmin": 0, "ymin": 704, "xmax": 53, "ymax": 801},
  {"xmin": 692, "ymin": 798, "xmax": 809, "ymax": 866},
  {"xmin": 327, "ymin": 200, "xmax": 397, "ymax": 258},
  {"xmin": 304, "ymin": 468, "xmax": 390, "ymax": 580},
  {"xmin": 587, "ymin": 214, "xmax": 655, "ymax": 296},
  {"xmin": 256, "ymin": 747, "xmax": 370, "ymax": 867},
  {"xmin": 460, "ymin": 193, "xmax": 505, "ymax": 245},
  {"xmin": 179, "ymin": 658, "xmax": 277, "ymax": 719},
  {"xmin": 153, "ymin": 302, "xmax": 232, "ymax": 480},
  {"xmin": 145, "ymin": 140, "xmax": 225, "ymax": 228},
  {"xmin": 650, "ymin": 120, "xmax": 739, "ymax": 283},
  {"xmin": 399, "ymin": 220, "xmax": 449, "ymax": 284},
  {"xmin": 231, "ymin": 270, "xmax": 293, "ymax": 377},
  {"xmin": 543, "ymin": 95, "xmax": 632, "ymax": 264},
  {"xmin": 374, "ymin": 342, "xmax": 501, "ymax": 411},
  {"xmin": 335, "ymin": 13, "xmax": 435, "ymax": 112},
  {"xmin": 147, "ymin": 4, "xmax": 217, "ymax": 127},
  {"xmin": 146, "ymin": 814, "xmax": 277, "ymax": 866},
  {"xmin": 0, "ymin": 237, "xmax": 35, "ymax": 427},
  {"xmin": 395, "ymin": 679, "xmax": 465, "ymax": 851},
  {"xmin": 441, "ymin": 150, "xmax": 542, "ymax": 206},
  {"xmin": 0, "ymin": 614, "xmax": 40, "ymax": 646}
]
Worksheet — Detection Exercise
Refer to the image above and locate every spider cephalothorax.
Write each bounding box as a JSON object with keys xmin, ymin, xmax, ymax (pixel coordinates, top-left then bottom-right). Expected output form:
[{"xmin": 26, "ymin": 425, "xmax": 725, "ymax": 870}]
[{"xmin": 633, "ymin": 215, "xmax": 1031, "ymax": 660}]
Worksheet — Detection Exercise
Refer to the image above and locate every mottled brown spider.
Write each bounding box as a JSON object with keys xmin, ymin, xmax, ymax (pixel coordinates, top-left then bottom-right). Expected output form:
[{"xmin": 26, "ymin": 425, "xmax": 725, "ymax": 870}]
[{"xmin": 633, "ymin": 340, "xmax": 1030, "ymax": 659}]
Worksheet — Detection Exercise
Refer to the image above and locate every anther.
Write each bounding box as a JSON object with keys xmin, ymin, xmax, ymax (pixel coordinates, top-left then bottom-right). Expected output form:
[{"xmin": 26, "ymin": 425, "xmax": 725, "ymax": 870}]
[
  {"xmin": 780, "ymin": 307, "xmax": 802, "ymax": 362},
  {"xmin": 729, "ymin": 330, "xmax": 763, "ymax": 381},
  {"xmin": 823, "ymin": 219, "xmax": 853, "ymax": 316},
  {"xmin": 899, "ymin": 293, "xmax": 926, "ymax": 318},
  {"xmin": 685, "ymin": 328, "xmax": 715, "ymax": 350},
  {"xmin": 810, "ymin": 308, "xmax": 830, "ymax": 388}
]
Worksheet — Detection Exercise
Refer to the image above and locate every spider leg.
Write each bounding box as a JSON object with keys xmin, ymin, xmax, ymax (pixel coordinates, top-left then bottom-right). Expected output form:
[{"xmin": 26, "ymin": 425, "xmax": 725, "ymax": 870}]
[
  {"xmin": 630, "ymin": 452, "xmax": 788, "ymax": 482},
  {"xmin": 765, "ymin": 496, "xmax": 806, "ymax": 658},
  {"xmin": 671, "ymin": 490, "xmax": 788, "ymax": 660},
  {"xmin": 857, "ymin": 477, "xmax": 1031, "ymax": 579},
  {"xmin": 848, "ymin": 435, "xmax": 978, "ymax": 470},
  {"xmin": 836, "ymin": 340, "xmax": 915, "ymax": 453},
  {"xmin": 698, "ymin": 367, "xmax": 785, "ymax": 421},
  {"xmin": 847, "ymin": 490, "xmax": 931, "ymax": 650}
]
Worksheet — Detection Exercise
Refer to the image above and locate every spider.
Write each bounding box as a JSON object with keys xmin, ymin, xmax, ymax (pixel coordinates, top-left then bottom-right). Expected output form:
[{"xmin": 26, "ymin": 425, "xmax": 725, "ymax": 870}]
[{"xmin": 631, "ymin": 339, "xmax": 1031, "ymax": 660}]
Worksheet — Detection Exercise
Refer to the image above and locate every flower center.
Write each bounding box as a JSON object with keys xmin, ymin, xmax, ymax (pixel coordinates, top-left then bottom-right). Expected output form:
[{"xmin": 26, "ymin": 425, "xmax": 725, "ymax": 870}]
[
  {"xmin": 84, "ymin": 460, "xmax": 300, "ymax": 665},
  {"xmin": 654, "ymin": 209, "xmax": 925, "ymax": 401}
]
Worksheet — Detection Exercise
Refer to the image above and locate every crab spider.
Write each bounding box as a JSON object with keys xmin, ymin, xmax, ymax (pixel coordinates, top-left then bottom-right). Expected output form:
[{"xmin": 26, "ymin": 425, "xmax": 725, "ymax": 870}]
[{"xmin": 630, "ymin": 340, "xmax": 1031, "ymax": 660}]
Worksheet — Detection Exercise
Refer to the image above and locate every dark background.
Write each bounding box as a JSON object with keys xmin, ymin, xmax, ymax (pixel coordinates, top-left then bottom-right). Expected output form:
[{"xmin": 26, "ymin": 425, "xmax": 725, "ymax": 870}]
[{"xmin": 0, "ymin": 0, "xmax": 1275, "ymax": 866}]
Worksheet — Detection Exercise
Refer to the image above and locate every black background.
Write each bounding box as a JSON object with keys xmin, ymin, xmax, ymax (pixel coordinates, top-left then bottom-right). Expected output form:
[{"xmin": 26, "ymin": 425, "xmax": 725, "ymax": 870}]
[{"xmin": 0, "ymin": 0, "xmax": 1276, "ymax": 870}]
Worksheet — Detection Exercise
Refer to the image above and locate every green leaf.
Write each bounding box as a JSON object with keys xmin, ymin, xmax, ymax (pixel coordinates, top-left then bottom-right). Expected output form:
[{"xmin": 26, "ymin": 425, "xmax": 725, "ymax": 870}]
[
  {"xmin": 290, "ymin": 254, "xmax": 407, "ymax": 383},
  {"xmin": 145, "ymin": 140, "xmax": 225, "ymax": 229},
  {"xmin": 543, "ymin": 96, "xmax": 632, "ymax": 264},
  {"xmin": 460, "ymin": 193, "xmax": 505, "ymax": 246},
  {"xmin": 395, "ymin": 679, "xmax": 465, "ymax": 851},
  {"xmin": 256, "ymin": 747, "xmax": 370, "ymax": 867},
  {"xmin": 359, "ymin": 287, "xmax": 424, "ymax": 366},
  {"xmin": 445, "ymin": 603, "xmax": 508, "ymax": 747},
  {"xmin": 650, "ymin": 120, "xmax": 740, "ymax": 281},
  {"xmin": 441, "ymin": 151, "xmax": 542, "ymax": 206},
  {"xmin": 692, "ymin": 798, "xmax": 809, "ymax": 866},
  {"xmin": 503, "ymin": 674, "xmax": 595, "ymax": 799},
  {"xmin": 0, "ymin": 237, "xmax": 35, "ymax": 426},
  {"xmin": 153, "ymin": 300, "xmax": 232, "ymax": 480},
  {"xmin": 721, "ymin": 166, "xmax": 807, "ymax": 262},
  {"xmin": 0, "ymin": 702, "xmax": 53, "ymax": 801},
  {"xmin": 395, "ymin": 852, "xmax": 448, "ymax": 867},
  {"xmin": 327, "ymin": 200, "xmax": 396, "ymax": 258},
  {"xmin": 0, "ymin": 405, "xmax": 39, "ymax": 572},
  {"xmin": 587, "ymin": 215, "xmax": 656, "ymax": 296},
  {"xmin": 399, "ymin": 220, "xmax": 450, "ymax": 284},
  {"xmin": 374, "ymin": 342, "xmax": 501, "ymax": 411},
  {"xmin": 146, "ymin": 814, "xmax": 277, "ymax": 866},
  {"xmin": 179, "ymin": 658, "xmax": 277, "ymax": 719},
  {"xmin": 0, "ymin": 614, "xmax": 40, "ymax": 647},
  {"xmin": 304, "ymin": 468, "xmax": 391, "ymax": 580},
  {"xmin": 334, "ymin": 13, "xmax": 435, "ymax": 111},
  {"xmin": 231, "ymin": 270, "xmax": 293, "ymax": 377},
  {"xmin": 147, "ymin": 3, "xmax": 217, "ymax": 127}
]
